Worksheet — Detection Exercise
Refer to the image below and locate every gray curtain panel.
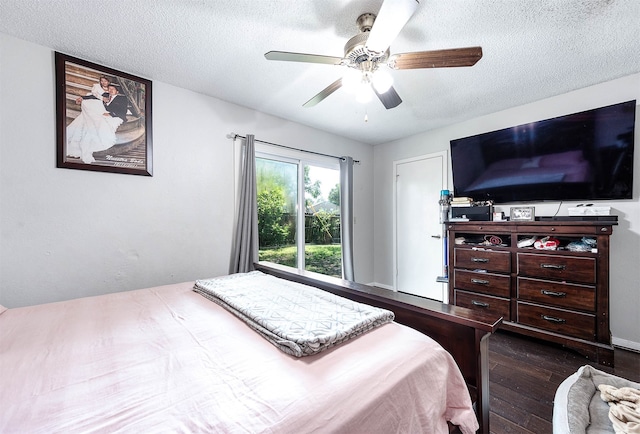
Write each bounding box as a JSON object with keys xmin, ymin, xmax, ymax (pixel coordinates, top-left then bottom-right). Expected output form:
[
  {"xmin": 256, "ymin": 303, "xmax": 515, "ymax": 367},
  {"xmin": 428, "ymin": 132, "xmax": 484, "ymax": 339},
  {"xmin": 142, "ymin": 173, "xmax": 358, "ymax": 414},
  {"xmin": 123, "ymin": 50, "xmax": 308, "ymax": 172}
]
[
  {"xmin": 340, "ymin": 156, "xmax": 355, "ymax": 281},
  {"xmin": 229, "ymin": 134, "xmax": 259, "ymax": 274}
]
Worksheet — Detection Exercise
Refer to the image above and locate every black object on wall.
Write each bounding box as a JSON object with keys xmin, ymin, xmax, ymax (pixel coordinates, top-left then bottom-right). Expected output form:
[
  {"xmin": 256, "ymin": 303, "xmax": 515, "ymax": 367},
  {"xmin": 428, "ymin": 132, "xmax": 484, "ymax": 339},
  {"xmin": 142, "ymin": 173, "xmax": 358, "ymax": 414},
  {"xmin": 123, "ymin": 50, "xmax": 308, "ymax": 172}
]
[{"xmin": 450, "ymin": 100, "xmax": 636, "ymax": 204}]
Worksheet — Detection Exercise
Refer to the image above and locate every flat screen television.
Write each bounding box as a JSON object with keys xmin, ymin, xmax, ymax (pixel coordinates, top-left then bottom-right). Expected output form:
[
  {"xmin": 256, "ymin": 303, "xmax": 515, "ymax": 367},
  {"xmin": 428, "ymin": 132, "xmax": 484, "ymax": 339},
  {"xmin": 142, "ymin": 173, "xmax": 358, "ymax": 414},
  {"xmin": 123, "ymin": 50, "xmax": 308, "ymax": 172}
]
[{"xmin": 450, "ymin": 100, "xmax": 636, "ymax": 204}]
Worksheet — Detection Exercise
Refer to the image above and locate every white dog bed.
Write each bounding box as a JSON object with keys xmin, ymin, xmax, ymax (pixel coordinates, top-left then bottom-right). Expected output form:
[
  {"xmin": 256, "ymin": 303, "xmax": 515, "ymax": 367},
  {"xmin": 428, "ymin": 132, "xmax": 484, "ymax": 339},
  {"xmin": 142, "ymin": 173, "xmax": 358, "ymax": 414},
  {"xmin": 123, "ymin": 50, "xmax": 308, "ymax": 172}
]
[{"xmin": 553, "ymin": 365, "xmax": 640, "ymax": 433}]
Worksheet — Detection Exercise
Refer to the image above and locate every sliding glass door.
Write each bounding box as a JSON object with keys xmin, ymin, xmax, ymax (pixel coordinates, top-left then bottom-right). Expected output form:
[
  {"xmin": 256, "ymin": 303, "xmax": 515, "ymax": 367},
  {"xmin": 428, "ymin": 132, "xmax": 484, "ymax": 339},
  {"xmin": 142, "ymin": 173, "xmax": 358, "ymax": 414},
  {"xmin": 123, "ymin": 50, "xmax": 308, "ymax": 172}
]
[
  {"xmin": 256, "ymin": 154, "xmax": 341, "ymax": 277},
  {"xmin": 256, "ymin": 157, "xmax": 298, "ymax": 268},
  {"xmin": 303, "ymin": 164, "xmax": 341, "ymax": 276}
]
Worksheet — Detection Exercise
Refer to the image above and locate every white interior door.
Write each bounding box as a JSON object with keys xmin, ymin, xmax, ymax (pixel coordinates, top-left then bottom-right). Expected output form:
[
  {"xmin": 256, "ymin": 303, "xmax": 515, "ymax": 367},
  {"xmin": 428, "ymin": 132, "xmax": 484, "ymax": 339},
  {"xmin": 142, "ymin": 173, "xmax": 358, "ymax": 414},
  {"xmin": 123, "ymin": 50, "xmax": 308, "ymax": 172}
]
[{"xmin": 394, "ymin": 152, "xmax": 447, "ymax": 301}]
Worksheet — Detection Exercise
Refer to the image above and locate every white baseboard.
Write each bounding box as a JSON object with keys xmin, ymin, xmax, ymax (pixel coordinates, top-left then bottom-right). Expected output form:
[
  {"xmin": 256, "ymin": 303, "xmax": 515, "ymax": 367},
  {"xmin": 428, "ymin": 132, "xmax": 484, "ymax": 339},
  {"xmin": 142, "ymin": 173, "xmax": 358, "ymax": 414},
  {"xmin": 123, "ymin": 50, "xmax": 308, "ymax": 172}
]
[
  {"xmin": 368, "ymin": 282, "xmax": 394, "ymax": 291},
  {"xmin": 612, "ymin": 337, "xmax": 640, "ymax": 353}
]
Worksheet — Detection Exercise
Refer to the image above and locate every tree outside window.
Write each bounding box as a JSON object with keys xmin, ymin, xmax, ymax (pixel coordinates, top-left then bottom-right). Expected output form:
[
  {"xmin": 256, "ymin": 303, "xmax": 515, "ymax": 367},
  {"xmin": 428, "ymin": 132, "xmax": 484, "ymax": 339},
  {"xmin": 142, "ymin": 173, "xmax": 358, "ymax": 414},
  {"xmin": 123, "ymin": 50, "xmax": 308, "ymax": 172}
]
[{"xmin": 256, "ymin": 156, "xmax": 342, "ymax": 277}]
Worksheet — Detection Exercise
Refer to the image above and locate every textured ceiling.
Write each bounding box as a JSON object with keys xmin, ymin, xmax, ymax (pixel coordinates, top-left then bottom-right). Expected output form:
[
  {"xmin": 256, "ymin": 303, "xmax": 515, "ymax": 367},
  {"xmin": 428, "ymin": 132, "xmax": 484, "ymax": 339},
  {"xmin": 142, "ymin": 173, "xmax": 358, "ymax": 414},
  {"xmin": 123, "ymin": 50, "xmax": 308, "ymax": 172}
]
[{"xmin": 1, "ymin": 0, "xmax": 639, "ymax": 145}]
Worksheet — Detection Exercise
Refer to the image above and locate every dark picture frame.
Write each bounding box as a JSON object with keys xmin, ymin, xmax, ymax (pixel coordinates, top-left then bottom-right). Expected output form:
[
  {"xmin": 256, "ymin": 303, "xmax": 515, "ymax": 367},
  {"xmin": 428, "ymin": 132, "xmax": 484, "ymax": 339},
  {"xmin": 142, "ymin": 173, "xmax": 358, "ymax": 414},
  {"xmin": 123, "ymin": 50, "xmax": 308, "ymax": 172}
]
[{"xmin": 55, "ymin": 52, "xmax": 152, "ymax": 176}]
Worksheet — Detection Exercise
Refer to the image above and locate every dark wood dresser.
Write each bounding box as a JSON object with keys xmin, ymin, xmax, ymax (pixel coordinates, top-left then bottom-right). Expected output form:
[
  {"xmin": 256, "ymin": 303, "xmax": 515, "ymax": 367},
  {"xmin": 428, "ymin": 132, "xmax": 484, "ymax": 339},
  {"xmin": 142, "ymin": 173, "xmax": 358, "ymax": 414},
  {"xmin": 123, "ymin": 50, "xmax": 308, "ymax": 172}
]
[{"xmin": 447, "ymin": 220, "xmax": 616, "ymax": 366}]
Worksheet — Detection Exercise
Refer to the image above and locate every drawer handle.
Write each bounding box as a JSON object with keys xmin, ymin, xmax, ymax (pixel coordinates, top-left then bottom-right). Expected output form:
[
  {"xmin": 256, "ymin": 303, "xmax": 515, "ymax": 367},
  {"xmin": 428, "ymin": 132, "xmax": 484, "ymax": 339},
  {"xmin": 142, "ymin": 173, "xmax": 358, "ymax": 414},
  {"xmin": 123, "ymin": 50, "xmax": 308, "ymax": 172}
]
[
  {"xmin": 541, "ymin": 315, "xmax": 566, "ymax": 324},
  {"xmin": 541, "ymin": 290, "xmax": 567, "ymax": 297},
  {"xmin": 471, "ymin": 257, "xmax": 489, "ymax": 263},
  {"xmin": 471, "ymin": 278, "xmax": 489, "ymax": 285},
  {"xmin": 540, "ymin": 263, "xmax": 566, "ymax": 270},
  {"xmin": 471, "ymin": 300, "xmax": 489, "ymax": 308}
]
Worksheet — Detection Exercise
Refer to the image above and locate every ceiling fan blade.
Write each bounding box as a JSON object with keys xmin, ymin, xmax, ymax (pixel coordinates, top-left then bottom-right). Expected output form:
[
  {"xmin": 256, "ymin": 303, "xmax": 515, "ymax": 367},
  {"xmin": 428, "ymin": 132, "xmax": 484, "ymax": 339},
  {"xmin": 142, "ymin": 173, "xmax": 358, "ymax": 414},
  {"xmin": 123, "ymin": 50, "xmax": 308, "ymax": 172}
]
[
  {"xmin": 303, "ymin": 78, "xmax": 343, "ymax": 107},
  {"xmin": 265, "ymin": 51, "xmax": 343, "ymax": 65},
  {"xmin": 388, "ymin": 46, "xmax": 483, "ymax": 69},
  {"xmin": 365, "ymin": 0, "xmax": 419, "ymax": 55},
  {"xmin": 373, "ymin": 85, "xmax": 402, "ymax": 109}
]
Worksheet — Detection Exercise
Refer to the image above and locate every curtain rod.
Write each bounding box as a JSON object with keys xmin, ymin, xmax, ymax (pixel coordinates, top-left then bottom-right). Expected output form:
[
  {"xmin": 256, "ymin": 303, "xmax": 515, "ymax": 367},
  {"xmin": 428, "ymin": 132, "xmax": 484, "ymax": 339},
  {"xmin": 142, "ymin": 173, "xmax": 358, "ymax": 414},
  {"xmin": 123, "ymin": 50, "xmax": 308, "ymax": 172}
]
[{"xmin": 227, "ymin": 133, "xmax": 359, "ymax": 164}]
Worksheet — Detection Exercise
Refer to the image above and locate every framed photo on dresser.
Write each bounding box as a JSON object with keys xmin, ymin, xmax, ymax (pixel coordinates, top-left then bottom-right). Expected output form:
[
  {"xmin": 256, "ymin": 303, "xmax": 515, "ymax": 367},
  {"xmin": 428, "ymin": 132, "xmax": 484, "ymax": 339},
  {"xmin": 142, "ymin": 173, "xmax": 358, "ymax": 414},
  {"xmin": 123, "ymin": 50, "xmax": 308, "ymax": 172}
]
[
  {"xmin": 510, "ymin": 206, "xmax": 535, "ymax": 221},
  {"xmin": 55, "ymin": 52, "xmax": 153, "ymax": 176}
]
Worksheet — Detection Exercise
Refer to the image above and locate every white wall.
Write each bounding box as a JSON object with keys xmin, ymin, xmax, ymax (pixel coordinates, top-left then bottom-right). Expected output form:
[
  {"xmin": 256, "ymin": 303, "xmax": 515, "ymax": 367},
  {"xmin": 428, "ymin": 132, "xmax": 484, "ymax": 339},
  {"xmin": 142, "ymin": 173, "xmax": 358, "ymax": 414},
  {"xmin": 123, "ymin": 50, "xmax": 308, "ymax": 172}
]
[
  {"xmin": 373, "ymin": 74, "xmax": 640, "ymax": 350},
  {"xmin": 0, "ymin": 33, "xmax": 374, "ymax": 308}
]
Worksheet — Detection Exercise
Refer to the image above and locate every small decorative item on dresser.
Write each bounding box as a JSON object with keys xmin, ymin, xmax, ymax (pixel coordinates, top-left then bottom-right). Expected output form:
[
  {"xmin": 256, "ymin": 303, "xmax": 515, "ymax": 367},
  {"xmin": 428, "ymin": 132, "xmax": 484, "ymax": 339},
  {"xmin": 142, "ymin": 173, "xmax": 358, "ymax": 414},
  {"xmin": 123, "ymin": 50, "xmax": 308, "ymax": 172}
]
[
  {"xmin": 533, "ymin": 236, "xmax": 560, "ymax": 250},
  {"xmin": 510, "ymin": 206, "xmax": 535, "ymax": 221},
  {"xmin": 483, "ymin": 235, "xmax": 503, "ymax": 246}
]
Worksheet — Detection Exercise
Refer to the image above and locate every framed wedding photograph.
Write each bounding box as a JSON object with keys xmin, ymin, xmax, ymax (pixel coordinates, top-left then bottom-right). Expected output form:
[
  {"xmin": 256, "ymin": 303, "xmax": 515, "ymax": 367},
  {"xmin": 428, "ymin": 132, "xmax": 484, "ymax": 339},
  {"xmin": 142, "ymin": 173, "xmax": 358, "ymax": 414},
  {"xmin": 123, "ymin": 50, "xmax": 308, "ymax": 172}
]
[
  {"xmin": 55, "ymin": 52, "xmax": 153, "ymax": 176},
  {"xmin": 510, "ymin": 206, "xmax": 536, "ymax": 221}
]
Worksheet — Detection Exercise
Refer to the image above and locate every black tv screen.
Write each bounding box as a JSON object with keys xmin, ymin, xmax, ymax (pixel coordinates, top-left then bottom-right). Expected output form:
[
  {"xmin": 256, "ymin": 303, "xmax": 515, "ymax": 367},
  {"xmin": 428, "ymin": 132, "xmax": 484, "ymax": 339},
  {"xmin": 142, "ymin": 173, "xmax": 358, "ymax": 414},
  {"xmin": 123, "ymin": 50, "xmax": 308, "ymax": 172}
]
[{"xmin": 450, "ymin": 100, "xmax": 636, "ymax": 204}]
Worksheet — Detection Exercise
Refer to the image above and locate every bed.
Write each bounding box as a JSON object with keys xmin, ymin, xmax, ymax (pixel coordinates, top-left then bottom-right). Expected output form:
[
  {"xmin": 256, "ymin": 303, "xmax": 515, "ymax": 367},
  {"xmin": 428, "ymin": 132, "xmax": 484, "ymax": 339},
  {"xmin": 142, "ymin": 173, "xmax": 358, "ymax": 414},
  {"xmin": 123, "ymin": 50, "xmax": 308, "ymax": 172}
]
[{"xmin": 0, "ymin": 262, "xmax": 501, "ymax": 433}]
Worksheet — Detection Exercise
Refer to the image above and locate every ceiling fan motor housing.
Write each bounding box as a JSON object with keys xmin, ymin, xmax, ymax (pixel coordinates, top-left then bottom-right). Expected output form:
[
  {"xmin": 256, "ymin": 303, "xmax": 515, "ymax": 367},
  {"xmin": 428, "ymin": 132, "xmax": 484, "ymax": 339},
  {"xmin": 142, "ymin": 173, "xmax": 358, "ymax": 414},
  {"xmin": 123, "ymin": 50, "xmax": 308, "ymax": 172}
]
[
  {"xmin": 344, "ymin": 30, "xmax": 389, "ymax": 69},
  {"xmin": 356, "ymin": 13, "xmax": 376, "ymax": 32}
]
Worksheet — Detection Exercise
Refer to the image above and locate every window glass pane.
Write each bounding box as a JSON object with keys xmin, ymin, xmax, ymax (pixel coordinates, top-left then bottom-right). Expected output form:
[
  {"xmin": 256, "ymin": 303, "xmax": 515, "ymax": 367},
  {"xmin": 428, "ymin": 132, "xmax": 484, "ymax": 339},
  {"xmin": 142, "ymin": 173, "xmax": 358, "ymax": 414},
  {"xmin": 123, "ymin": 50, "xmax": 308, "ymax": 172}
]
[
  {"xmin": 256, "ymin": 157, "xmax": 298, "ymax": 268},
  {"xmin": 304, "ymin": 164, "xmax": 342, "ymax": 278},
  {"xmin": 255, "ymin": 154, "xmax": 342, "ymax": 279}
]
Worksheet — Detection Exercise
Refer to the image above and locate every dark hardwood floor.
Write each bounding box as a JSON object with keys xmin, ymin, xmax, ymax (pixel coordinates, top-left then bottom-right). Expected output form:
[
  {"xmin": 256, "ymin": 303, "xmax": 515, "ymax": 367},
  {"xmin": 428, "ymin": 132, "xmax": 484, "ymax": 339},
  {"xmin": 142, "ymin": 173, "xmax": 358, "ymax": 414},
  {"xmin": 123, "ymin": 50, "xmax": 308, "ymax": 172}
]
[{"xmin": 487, "ymin": 330, "xmax": 640, "ymax": 433}]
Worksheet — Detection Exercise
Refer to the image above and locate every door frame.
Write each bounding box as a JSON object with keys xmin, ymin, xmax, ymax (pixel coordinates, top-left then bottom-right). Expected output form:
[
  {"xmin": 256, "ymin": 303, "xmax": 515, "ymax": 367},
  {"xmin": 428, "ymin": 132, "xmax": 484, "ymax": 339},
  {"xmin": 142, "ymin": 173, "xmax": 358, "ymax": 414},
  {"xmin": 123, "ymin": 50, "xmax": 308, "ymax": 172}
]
[{"xmin": 392, "ymin": 150, "xmax": 448, "ymax": 299}]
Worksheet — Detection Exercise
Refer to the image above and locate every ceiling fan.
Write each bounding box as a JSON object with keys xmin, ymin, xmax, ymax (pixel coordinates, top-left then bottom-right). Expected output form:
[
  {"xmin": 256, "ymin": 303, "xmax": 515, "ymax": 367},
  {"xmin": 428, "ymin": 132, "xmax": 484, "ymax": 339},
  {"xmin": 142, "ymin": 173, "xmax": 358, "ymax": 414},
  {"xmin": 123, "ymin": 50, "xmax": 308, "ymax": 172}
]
[{"xmin": 264, "ymin": 0, "xmax": 482, "ymax": 109}]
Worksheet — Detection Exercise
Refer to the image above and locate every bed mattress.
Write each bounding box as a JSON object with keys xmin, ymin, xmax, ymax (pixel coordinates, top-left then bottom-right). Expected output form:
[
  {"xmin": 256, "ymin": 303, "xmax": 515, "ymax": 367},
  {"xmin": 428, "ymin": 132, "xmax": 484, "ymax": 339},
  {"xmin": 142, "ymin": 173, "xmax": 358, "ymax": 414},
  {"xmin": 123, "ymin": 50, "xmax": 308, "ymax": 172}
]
[{"xmin": 0, "ymin": 280, "xmax": 478, "ymax": 433}]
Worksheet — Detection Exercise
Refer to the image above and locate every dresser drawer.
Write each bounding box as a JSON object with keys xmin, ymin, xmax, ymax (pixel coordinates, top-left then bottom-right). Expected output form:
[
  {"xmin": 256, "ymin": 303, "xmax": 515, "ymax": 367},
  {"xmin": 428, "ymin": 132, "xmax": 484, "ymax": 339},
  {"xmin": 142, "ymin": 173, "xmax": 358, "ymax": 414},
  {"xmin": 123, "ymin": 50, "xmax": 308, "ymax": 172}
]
[
  {"xmin": 455, "ymin": 290, "xmax": 510, "ymax": 321},
  {"xmin": 516, "ymin": 225, "xmax": 612, "ymax": 235},
  {"xmin": 517, "ymin": 277, "xmax": 595, "ymax": 311},
  {"xmin": 517, "ymin": 253, "xmax": 596, "ymax": 284},
  {"xmin": 517, "ymin": 302, "xmax": 595, "ymax": 341},
  {"xmin": 454, "ymin": 269, "xmax": 510, "ymax": 297},
  {"xmin": 454, "ymin": 248, "xmax": 511, "ymax": 273}
]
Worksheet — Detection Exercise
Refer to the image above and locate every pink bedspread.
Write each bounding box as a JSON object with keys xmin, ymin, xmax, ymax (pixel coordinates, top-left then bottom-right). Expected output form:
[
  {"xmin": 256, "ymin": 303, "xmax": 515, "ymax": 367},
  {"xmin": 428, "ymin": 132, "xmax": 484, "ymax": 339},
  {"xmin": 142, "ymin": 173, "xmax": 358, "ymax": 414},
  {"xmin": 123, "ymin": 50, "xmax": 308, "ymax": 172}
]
[{"xmin": 0, "ymin": 281, "xmax": 478, "ymax": 433}]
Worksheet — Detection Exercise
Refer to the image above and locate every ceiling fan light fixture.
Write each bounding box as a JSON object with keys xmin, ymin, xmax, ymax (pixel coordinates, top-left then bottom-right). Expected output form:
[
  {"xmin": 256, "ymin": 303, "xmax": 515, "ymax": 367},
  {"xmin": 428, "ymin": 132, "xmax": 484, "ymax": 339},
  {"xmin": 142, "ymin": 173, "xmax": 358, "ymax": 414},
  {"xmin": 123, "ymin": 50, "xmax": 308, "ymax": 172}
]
[
  {"xmin": 355, "ymin": 81, "xmax": 373, "ymax": 103},
  {"xmin": 372, "ymin": 68, "xmax": 393, "ymax": 93},
  {"xmin": 342, "ymin": 68, "xmax": 361, "ymax": 94}
]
